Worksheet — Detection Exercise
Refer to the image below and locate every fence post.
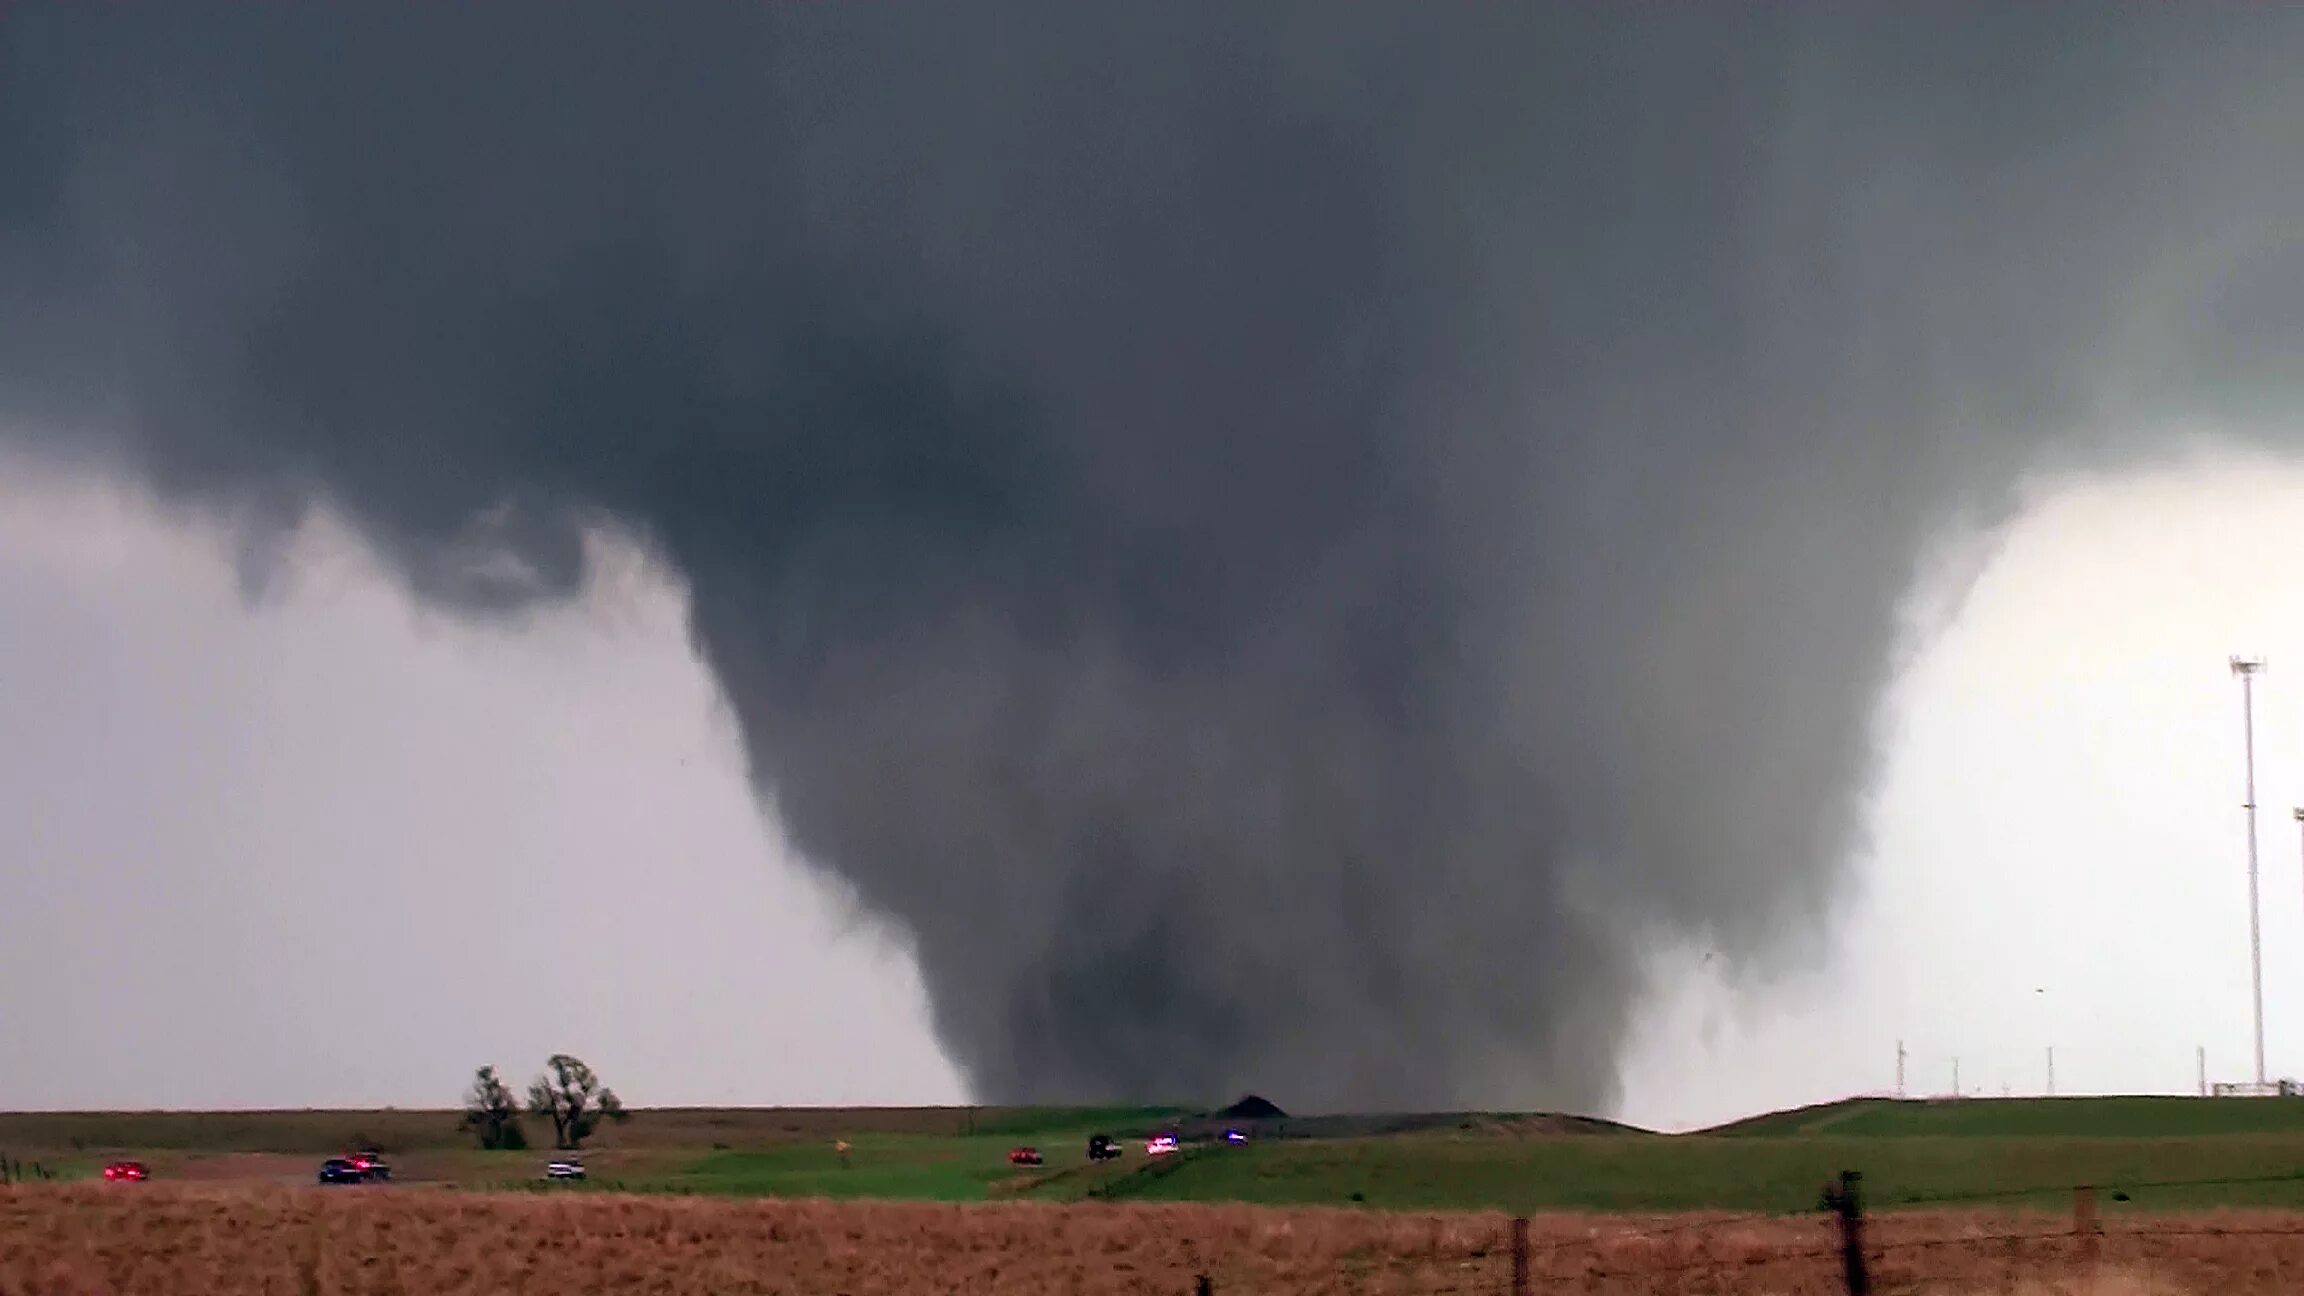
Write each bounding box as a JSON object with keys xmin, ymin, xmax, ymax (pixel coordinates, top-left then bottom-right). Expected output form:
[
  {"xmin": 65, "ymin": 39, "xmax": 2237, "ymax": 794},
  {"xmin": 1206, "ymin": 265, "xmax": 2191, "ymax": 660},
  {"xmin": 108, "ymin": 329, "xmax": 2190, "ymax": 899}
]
[
  {"xmin": 1510, "ymin": 1215, "xmax": 1530, "ymax": 1296},
  {"xmin": 1828, "ymin": 1170, "xmax": 1869, "ymax": 1296},
  {"xmin": 2074, "ymin": 1185, "xmax": 2101, "ymax": 1262},
  {"xmin": 1193, "ymin": 1276, "xmax": 1211, "ymax": 1296}
]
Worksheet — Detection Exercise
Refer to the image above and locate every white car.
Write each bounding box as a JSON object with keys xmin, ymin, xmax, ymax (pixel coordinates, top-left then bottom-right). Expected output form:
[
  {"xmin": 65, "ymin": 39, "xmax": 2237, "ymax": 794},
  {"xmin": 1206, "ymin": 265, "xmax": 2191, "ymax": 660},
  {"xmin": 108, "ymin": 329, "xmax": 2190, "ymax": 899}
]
[
  {"xmin": 1145, "ymin": 1135, "xmax": 1178, "ymax": 1156},
  {"xmin": 545, "ymin": 1158, "xmax": 585, "ymax": 1181}
]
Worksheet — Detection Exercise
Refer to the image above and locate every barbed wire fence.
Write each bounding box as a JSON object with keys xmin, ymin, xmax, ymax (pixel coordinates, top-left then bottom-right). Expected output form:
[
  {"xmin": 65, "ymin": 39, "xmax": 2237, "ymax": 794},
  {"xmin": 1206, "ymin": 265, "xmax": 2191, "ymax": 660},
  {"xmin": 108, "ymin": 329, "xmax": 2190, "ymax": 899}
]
[{"xmin": 1178, "ymin": 1166, "xmax": 2304, "ymax": 1295}]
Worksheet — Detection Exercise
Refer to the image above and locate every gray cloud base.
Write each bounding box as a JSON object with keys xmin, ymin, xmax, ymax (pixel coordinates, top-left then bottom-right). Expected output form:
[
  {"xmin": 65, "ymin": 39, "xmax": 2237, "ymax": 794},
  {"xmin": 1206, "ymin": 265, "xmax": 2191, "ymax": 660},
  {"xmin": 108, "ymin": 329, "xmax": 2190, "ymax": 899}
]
[{"xmin": 2, "ymin": 5, "xmax": 2299, "ymax": 1110}]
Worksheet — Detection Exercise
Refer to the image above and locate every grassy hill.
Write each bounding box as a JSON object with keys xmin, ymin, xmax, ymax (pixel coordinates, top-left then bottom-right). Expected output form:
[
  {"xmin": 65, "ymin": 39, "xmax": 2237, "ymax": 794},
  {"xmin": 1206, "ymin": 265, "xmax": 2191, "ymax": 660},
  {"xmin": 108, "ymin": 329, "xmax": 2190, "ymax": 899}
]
[{"xmin": 1706, "ymin": 1095, "xmax": 2304, "ymax": 1140}]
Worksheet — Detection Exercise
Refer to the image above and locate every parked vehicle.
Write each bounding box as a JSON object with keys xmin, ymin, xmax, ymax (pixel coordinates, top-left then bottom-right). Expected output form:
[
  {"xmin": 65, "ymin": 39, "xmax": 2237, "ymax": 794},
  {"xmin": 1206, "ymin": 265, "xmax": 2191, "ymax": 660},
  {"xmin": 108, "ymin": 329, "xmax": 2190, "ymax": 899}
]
[
  {"xmin": 1007, "ymin": 1146, "xmax": 1043, "ymax": 1167},
  {"xmin": 317, "ymin": 1158, "xmax": 367, "ymax": 1185},
  {"xmin": 1086, "ymin": 1134, "xmax": 1123, "ymax": 1162},
  {"xmin": 1145, "ymin": 1134, "xmax": 1179, "ymax": 1156},
  {"xmin": 545, "ymin": 1157, "xmax": 586, "ymax": 1181},
  {"xmin": 349, "ymin": 1152, "xmax": 391, "ymax": 1181},
  {"xmin": 101, "ymin": 1160, "xmax": 148, "ymax": 1182}
]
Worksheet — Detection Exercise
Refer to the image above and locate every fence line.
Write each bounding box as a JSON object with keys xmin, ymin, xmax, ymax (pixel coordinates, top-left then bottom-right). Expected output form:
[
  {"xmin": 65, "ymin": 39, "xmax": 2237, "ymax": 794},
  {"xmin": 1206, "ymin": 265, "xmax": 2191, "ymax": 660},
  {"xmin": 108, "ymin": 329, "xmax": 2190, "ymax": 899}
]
[
  {"xmin": 0, "ymin": 1152, "xmax": 56, "ymax": 1184},
  {"xmin": 1179, "ymin": 1164, "xmax": 2304, "ymax": 1295}
]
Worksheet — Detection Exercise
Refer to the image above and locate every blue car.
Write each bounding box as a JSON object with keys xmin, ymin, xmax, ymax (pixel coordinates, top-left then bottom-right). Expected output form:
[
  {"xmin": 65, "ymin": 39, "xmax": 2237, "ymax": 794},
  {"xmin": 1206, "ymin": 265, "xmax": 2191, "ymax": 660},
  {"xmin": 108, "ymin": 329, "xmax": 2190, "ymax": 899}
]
[{"xmin": 317, "ymin": 1158, "xmax": 367, "ymax": 1185}]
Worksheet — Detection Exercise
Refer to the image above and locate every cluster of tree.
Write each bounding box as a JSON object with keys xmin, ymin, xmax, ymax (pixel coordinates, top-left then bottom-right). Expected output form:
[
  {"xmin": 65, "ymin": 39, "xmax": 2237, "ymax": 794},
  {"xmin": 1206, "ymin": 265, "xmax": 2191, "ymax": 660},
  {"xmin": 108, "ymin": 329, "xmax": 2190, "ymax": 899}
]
[{"xmin": 460, "ymin": 1054, "xmax": 629, "ymax": 1150}]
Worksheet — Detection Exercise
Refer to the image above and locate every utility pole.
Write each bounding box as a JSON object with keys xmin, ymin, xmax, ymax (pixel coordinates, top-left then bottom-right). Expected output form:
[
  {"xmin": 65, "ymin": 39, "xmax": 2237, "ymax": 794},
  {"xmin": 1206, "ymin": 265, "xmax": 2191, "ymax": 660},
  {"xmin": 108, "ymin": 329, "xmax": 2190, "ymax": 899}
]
[
  {"xmin": 2294, "ymin": 807, "xmax": 2304, "ymax": 942},
  {"xmin": 2036, "ymin": 987, "xmax": 2051, "ymax": 1096},
  {"xmin": 1953, "ymin": 1056, "xmax": 1961, "ymax": 1098},
  {"xmin": 2233, "ymin": 656, "xmax": 2269, "ymax": 1088},
  {"xmin": 1896, "ymin": 1040, "xmax": 1906, "ymax": 1098},
  {"xmin": 2199, "ymin": 1045, "xmax": 2209, "ymax": 1097}
]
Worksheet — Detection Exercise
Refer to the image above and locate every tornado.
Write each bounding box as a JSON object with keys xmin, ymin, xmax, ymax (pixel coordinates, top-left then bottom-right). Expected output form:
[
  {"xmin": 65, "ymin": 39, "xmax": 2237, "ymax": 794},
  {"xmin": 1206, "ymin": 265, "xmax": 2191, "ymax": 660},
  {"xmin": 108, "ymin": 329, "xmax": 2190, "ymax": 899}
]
[{"xmin": 1, "ymin": 5, "xmax": 2298, "ymax": 1110}]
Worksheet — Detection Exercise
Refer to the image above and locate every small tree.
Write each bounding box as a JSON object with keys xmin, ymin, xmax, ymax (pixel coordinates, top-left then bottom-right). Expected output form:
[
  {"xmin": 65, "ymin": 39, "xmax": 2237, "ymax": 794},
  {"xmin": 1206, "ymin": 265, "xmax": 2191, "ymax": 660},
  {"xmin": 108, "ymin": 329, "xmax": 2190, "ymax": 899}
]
[
  {"xmin": 526, "ymin": 1054, "xmax": 628, "ymax": 1150},
  {"xmin": 460, "ymin": 1066, "xmax": 528, "ymax": 1150}
]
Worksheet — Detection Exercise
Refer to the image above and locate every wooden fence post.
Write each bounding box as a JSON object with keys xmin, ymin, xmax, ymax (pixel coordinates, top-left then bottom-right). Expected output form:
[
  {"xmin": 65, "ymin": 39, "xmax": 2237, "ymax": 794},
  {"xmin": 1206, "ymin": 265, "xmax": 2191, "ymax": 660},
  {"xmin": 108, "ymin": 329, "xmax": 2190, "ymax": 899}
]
[
  {"xmin": 2074, "ymin": 1185, "xmax": 2101, "ymax": 1262},
  {"xmin": 1193, "ymin": 1275, "xmax": 1211, "ymax": 1296},
  {"xmin": 1510, "ymin": 1215, "xmax": 1530, "ymax": 1296},
  {"xmin": 1827, "ymin": 1170, "xmax": 1869, "ymax": 1296}
]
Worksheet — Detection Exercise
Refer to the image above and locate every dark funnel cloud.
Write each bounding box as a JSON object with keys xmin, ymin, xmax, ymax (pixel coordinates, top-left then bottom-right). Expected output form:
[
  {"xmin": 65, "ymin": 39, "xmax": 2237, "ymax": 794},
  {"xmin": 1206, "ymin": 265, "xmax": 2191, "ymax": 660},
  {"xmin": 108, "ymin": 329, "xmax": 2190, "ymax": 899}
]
[{"xmin": 2, "ymin": 6, "xmax": 2300, "ymax": 1110}]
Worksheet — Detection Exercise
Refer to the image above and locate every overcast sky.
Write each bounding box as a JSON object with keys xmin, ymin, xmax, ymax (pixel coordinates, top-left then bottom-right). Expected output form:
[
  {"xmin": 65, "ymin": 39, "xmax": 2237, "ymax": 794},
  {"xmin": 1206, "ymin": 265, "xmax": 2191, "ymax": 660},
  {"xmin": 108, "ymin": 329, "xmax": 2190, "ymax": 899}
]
[
  {"xmin": 0, "ymin": 448, "xmax": 963, "ymax": 1111},
  {"xmin": 8, "ymin": 437, "xmax": 2304, "ymax": 1129}
]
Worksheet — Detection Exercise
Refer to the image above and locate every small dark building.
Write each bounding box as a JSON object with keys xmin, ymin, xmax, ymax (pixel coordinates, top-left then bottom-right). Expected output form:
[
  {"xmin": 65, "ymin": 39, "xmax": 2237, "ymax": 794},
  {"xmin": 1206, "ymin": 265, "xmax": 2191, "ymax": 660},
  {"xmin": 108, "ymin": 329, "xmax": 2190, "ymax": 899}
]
[{"xmin": 1215, "ymin": 1094, "xmax": 1287, "ymax": 1121}]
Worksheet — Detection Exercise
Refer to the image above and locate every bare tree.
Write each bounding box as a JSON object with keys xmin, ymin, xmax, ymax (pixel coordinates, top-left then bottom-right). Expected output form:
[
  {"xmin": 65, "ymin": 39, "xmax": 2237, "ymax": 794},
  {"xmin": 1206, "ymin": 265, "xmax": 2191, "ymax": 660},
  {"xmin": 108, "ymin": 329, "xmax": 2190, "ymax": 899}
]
[
  {"xmin": 460, "ymin": 1065, "xmax": 528, "ymax": 1150},
  {"xmin": 526, "ymin": 1054, "xmax": 629, "ymax": 1150}
]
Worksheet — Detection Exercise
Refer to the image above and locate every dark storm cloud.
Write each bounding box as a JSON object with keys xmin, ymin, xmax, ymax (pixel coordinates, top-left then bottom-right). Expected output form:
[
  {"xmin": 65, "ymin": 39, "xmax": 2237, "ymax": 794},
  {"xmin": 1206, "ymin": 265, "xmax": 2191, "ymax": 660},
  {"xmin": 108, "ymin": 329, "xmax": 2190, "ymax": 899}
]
[{"xmin": 2, "ymin": 5, "xmax": 2299, "ymax": 1109}]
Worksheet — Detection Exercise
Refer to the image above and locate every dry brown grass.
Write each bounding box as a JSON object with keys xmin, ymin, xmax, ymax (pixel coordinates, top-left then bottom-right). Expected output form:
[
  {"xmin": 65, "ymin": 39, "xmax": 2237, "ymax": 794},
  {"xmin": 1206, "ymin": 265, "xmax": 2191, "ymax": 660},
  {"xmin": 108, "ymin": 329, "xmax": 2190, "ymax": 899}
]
[{"xmin": 4, "ymin": 1186, "xmax": 2303, "ymax": 1295}]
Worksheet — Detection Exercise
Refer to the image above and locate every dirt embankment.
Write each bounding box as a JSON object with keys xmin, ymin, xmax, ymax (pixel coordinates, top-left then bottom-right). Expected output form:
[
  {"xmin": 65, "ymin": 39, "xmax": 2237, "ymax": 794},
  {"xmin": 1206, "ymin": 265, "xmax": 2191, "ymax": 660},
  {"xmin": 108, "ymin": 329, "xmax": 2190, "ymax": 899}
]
[{"xmin": 5, "ymin": 1185, "xmax": 2301, "ymax": 1295}]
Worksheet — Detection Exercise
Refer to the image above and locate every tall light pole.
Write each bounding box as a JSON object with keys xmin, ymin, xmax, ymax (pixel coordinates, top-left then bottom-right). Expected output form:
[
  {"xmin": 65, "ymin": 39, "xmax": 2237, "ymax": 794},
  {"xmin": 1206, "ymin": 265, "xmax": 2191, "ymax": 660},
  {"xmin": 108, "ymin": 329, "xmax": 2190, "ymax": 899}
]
[{"xmin": 2233, "ymin": 656, "xmax": 2268, "ymax": 1088}]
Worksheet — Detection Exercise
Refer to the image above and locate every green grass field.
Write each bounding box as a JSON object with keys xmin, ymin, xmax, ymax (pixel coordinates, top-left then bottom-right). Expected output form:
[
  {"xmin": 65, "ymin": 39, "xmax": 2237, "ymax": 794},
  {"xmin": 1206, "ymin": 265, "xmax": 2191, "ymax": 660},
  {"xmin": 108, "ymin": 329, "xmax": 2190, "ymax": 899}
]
[
  {"xmin": 12, "ymin": 1097, "xmax": 2304, "ymax": 1215},
  {"xmin": 607, "ymin": 1108, "xmax": 1185, "ymax": 1203},
  {"xmin": 1092, "ymin": 1128, "xmax": 2304, "ymax": 1214}
]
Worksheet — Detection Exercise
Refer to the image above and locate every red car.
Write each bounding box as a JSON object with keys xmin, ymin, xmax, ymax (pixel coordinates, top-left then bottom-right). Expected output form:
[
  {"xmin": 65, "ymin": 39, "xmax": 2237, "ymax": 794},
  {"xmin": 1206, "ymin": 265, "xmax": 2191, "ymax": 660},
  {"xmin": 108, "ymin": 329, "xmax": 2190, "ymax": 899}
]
[
  {"xmin": 1007, "ymin": 1146, "xmax": 1043, "ymax": 1167},
  {"xmin": 102, "ymin": 1160, "xmax": 148, "ymax": 1182}
]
